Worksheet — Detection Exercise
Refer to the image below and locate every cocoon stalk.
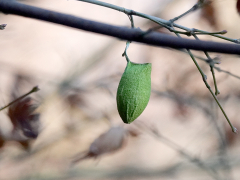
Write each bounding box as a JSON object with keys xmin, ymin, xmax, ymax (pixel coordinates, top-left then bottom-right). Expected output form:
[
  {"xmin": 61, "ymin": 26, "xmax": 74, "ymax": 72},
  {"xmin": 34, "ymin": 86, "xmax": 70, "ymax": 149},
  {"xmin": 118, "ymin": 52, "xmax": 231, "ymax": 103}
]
[{"xmin": 117, "ymin": 61, "xmax": 151, "ymax": 124}]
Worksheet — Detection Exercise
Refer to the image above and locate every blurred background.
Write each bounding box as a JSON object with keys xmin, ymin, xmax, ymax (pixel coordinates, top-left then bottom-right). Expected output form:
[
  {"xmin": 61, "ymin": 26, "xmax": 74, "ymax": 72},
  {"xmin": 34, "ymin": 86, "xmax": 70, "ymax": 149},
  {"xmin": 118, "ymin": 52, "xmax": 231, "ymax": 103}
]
[{"xmin": 0, "ymin": 0, "xmax": 240, "ymax": 179}]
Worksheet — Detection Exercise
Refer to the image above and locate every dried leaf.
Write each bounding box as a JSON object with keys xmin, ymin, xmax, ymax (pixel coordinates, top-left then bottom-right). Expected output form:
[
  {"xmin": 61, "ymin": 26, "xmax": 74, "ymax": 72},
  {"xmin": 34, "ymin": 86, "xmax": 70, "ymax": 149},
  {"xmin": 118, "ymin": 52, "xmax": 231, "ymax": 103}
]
[
  {"xmin": 8, "ymin": 97, "xmax": 40, "ymax": 139},
  {"xmin": 72, "ymin": 126, "xmax": 126, "ymax": 164},
  {"xmin": 0, "ymin": 134, "xmax": 5, "ymax": 148},
  {"xmin": 200, "ymin": 0, "xmax": 218, "ymax": 29},
  {"xmin": 237, "ymin": 0, "xmax": 240, "ymax": 14}
]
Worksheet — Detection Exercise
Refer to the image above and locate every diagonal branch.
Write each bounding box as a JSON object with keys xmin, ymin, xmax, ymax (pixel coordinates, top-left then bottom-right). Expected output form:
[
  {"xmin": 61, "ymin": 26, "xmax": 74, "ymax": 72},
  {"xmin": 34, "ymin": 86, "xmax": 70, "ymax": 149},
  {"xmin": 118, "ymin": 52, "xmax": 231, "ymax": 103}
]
[{"xmin": 0, "ymin": 0, "xmax": 240, "ymax": 54}]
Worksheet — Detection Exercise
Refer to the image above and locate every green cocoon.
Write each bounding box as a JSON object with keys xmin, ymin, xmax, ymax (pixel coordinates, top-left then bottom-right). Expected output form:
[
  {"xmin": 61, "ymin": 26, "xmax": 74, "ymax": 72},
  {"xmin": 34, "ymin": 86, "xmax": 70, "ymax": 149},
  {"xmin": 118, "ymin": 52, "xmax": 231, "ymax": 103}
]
[{"xmin": 117, "ymin": 61, "xmax": 152, "ymax": 124}]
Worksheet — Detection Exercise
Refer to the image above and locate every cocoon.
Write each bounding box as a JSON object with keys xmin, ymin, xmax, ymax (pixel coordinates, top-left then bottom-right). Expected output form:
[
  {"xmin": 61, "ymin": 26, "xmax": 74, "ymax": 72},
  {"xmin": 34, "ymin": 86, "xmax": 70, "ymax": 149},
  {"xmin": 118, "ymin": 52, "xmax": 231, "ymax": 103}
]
[{"xmin": 117, "ymin": 61, "xmax": 151, "ymax": 124}]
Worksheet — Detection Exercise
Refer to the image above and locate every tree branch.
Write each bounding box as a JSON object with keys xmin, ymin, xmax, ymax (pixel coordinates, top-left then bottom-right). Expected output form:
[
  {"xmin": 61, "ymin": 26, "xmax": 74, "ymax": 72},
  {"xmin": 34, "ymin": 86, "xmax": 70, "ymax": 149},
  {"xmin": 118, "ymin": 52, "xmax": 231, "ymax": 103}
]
[{"xmin": 0, "ymin": 0, "xmax": 240, "ymax": 54}]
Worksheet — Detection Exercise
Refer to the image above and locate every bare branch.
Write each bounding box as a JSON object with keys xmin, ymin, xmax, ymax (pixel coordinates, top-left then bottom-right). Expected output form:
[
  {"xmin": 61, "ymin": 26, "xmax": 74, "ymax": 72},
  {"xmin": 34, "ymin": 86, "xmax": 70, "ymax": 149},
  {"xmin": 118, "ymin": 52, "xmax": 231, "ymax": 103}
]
[{"xmin": 0, "ymin": 1, "xmax": 240, "ymax": 54}]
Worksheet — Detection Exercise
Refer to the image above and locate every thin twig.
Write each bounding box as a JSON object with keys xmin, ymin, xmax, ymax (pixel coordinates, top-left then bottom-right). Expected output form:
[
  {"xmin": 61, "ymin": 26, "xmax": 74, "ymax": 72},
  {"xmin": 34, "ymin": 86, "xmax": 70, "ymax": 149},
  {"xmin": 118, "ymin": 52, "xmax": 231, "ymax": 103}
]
[
  {"xmin": 188, "ymin": 46, "xmax": 236, "ymax": 132},
  {"xmin": 166, "ymin": 2, "xmax": 236, "ymax": 132},
  {"xmin": 192, "ymin": 34, "xmax": 220, "ymax": 95},
  {"xmin": 77, "ymin": 0, "xmax": 239, "ymax": 43},
  {"xmin": 0, "ymin": 86, "xmax": 40, "ymax": 111},
  {"xmin": 122, "ymin": 15, "xmax": 135, "ymax": 62},
  {"xmin": 169, "ymin": 1, "xmax": 204, "ymax": 22},
  {"xmin": 135, "ymin": 122, "xmax": 223, "ymax": 180},
  {"xmin": 178, "ymin": 50, "xmax": 240, "ymax": 80},
  {"xmin": 1, "ymin": 0, "xmax": 240, "ymax": 54},
  {"xmin": 211, "ymin": 101, "xmax": 234, "ymax": 180}
]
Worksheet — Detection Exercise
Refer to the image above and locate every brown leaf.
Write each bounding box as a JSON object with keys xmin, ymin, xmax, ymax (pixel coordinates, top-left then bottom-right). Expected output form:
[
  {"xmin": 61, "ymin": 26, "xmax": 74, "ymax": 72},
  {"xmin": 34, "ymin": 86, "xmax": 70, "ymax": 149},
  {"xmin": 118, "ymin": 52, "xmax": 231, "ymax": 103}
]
[
  {"xmin": 0, "ymin": 134, "xmax": 5, "ymax": 149},
  {"xmin": 8, "ymin": 97, "xmax": 40, "ymax": 139},
  {"xmin": 200, "ymin": 1, "xmax": 218, "ymax": 29},
  {"xmin": 237, "ymin": 0, "xmax": 240, "ymax": 15},
  {"xmin": 72, "ymin": 126, "xmax": 127, "ymax": 164}
]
